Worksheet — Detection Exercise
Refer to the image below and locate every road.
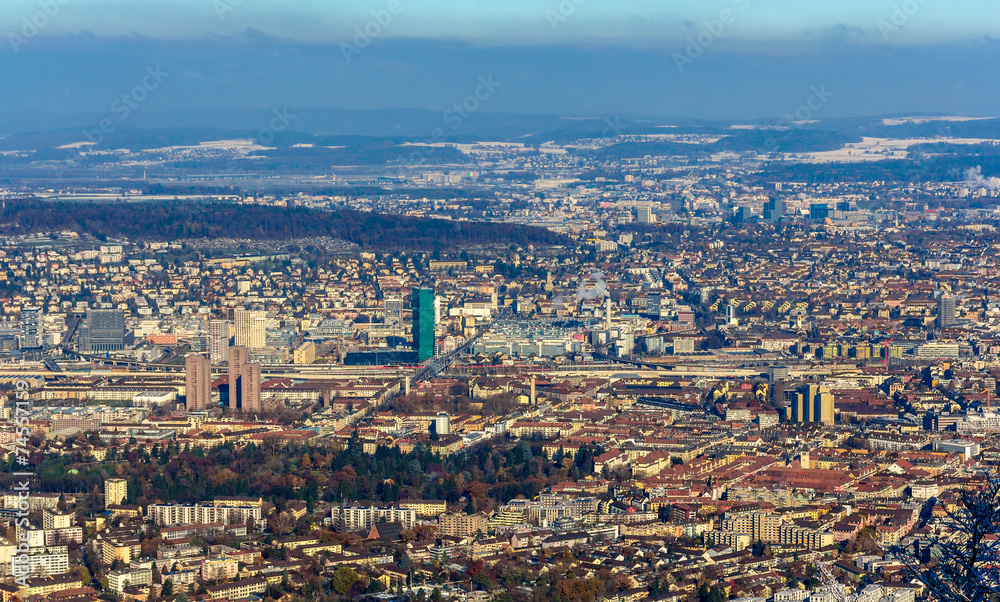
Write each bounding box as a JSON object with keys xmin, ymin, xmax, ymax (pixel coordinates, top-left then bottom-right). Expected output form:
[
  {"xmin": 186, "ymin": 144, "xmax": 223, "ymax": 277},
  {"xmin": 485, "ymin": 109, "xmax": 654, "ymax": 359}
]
[{"xmin": 412, "ymin": 305, "xmax": 512, "ymax": 383}]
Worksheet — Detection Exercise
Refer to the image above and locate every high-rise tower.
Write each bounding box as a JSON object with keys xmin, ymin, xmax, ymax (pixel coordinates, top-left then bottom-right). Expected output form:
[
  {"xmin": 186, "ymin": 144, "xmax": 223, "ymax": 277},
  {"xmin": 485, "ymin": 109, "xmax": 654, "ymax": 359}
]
[
  {"xmin": 937, "ymin": 294, "xmax": 957, "ymax": 328},
  {"xmin": 412, "ymin": 287, "xmax": 435, "ymax": 361},
  {"xmin": 185, "ymin": 354, "xmax": 212, "ymax": 411},
  {"xmin": 384, "ymin": 293, "xmax": 403, "ymax": 326},
  {"xmin": 228, "ymin": 346, "xmax": 249, "ymax": 408},
  {"xmin": 208, "ymin": 319, "xmax": 230, "ymax": 363},
  {"xmin": 20, "ymin": 307, "xmax": 43, "ymax": 349}
]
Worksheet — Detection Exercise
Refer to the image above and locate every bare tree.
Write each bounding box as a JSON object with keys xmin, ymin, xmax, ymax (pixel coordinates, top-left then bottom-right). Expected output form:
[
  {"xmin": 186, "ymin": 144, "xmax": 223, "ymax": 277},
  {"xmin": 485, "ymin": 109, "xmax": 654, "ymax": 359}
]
[{"xmin": 891, "ymin": 477, "xmax": 1000, "ymax": 602}]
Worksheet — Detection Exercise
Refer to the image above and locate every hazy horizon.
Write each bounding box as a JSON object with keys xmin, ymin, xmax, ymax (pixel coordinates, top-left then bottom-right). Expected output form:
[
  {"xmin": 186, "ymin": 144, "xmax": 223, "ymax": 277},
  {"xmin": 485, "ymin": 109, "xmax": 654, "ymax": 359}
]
[
  {"xmin": 3, "ymin": 0, "xmax": 1000, "ymax": 45},
  {"xmin": 2, "ymin": 1, "xmax": 999, "ymax": 128}
]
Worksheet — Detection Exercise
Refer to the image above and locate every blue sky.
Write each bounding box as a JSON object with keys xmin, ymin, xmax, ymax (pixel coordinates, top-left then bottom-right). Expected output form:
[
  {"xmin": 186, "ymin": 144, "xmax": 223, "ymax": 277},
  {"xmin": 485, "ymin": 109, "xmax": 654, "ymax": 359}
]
[
  {"xmin": 2, "ymin": 0, "xmax": 998, "ymax": 45},
  {"xmin": 1, "ymin": 1, "xmax": 998, "ymax": 121}
]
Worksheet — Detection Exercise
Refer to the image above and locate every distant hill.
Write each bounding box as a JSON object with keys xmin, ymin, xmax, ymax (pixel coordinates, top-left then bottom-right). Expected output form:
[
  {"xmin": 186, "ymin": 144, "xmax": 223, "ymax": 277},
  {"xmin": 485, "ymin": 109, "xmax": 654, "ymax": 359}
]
[
  {"xmin": 0, "ymin": 109, "xmax": 669, "ymax": 147},
  {"xmin": 0, "ymin": 200, "xmax": 572, "ymax": 251}
]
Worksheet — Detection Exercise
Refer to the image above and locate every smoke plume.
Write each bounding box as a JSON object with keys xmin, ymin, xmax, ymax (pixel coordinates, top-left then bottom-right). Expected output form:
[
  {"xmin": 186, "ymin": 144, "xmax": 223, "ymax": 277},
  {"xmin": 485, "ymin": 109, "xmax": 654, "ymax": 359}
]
[
  {"xmin": 576, "ymin": 271, "xmax": 610, "ymax": 300},
  {"xmin": 965, "ymin": 166, "xmax": 1000, "ymax": 191}
]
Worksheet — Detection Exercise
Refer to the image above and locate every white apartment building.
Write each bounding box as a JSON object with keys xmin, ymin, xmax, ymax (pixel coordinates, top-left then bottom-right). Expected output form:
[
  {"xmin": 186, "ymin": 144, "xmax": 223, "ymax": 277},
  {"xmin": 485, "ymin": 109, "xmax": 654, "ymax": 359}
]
[
  {"xmin": 26, "ymin": 550, "xmax": 70, "ymax": 577},
  {"xmin": 42, "ymin": 509, "xmax": 75, "ymax": 530},
  {"xmin": 147, "ymin": 503, "xmax": 262, "ymax": 528},
  {"xmin": 330, "ymin": 505, "xmax": 416, "ymax": 532},
  {"xmin": 107, "ymin": 567, "xmax": 153, "ymax": 594}
]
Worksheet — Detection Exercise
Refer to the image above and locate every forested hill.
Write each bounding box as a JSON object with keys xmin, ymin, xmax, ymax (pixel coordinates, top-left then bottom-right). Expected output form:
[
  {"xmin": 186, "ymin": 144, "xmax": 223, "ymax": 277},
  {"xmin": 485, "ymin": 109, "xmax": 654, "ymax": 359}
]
[{"xmin": 0, "ymin": 200, "xmax": 571, "ymax": 251}]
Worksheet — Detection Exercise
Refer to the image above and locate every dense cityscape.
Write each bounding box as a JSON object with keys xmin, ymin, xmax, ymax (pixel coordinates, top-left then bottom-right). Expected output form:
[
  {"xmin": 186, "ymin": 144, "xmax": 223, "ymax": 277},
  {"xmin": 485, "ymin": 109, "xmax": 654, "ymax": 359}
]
[
  {"xmin": 3, "ymin": 0, "xmax": 1000, "ymax": 596},
  {"xmin": 0, "ymin": 113, "xmax": 999, "ymax": 602}
]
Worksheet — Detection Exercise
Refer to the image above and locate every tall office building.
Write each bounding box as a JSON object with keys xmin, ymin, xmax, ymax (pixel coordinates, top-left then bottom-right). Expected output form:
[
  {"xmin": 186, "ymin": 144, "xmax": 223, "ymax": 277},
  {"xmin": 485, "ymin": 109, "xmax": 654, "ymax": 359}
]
[
  {"xmin": 79, "ymin": 309, "xmax": 126, "ymax": 353},
  {"xmin": 792, "ymin": 385, "xmax": 833, "ymax": 425},
  {"xmin": 790, "ymin": 391, "xmax": 807, "ymax": 423},
  {"xmin": 789, "ymin": 385, "xmax": 834, "ymax": 425},
  {"xmin": 208, "ymin": 319, "xmax": 230, "ymax": 363},
  {"xmin": 20, "ymin": 307, "xmax": 43, "ymax": 349},
  {"xmin": 646, "ymin": 293, "xmax": 664, "ymax": 319},
  {"xmin": 105, "ymin": 478, "xmax": 127, "ymax": 507},
  {"xmin": 637, "ymin": 204, "xmax": 655, "ymax": 224},
  {"xmin": 240, "ymin": 363, "xmax": 262, "ymax": 414},
  {"xmin": 233, "ymin": 309, "xmax": 266, "ymax": 349},
  {"xmin": 228, "ymin": 346, "xmax": 260, "ymax": 412},
  {"xmin": 384, "ymin": 293, "xmax": 403, "ymax": 326},
  {"xmin": 763, "ymin": 198, "xmax": 785, "ymax": 223},
  {"xmin": 810, "ymin": 384, "xmax": 835, "ymax": 425},
  {"xmin": 434, "ymin": 412, "xmax": 451, "ymax": 436},
  {"xmin": 810, "ymin": 203, "xmax": 830, "ymax": 221},
  {"xmin": 412, "ymin": 287, "xmax": 435, "ymax": 361},
  {"xmin": 185, "ymin": 354, "xmax": 212, "ymax": 412},
  {"xmin": 937, "ymin": 294, "xmax": 957, "ymax": 328},
  {"xmin": 735, "ymin": 206, "xmax": 756, "ymax": 224},
  {"xmin": 228, "ymin": 346, "xmax": 248, "ymax": 408}
]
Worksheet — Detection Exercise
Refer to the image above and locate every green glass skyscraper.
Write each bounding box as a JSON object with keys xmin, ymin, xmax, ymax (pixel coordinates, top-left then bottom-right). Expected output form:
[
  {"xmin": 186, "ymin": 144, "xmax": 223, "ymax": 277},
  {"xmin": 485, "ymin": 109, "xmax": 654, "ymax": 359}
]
[{"xmin": 412, "ymin": 287, "xmax": 435, "ymax": 361}]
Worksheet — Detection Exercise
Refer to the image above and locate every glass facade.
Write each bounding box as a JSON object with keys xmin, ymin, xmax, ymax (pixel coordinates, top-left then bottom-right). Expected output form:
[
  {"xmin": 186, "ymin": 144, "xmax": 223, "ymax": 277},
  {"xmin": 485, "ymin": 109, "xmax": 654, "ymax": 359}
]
[{"xmin": 412, "ymin": 287, "xmax": 435, "ymax": 361}]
